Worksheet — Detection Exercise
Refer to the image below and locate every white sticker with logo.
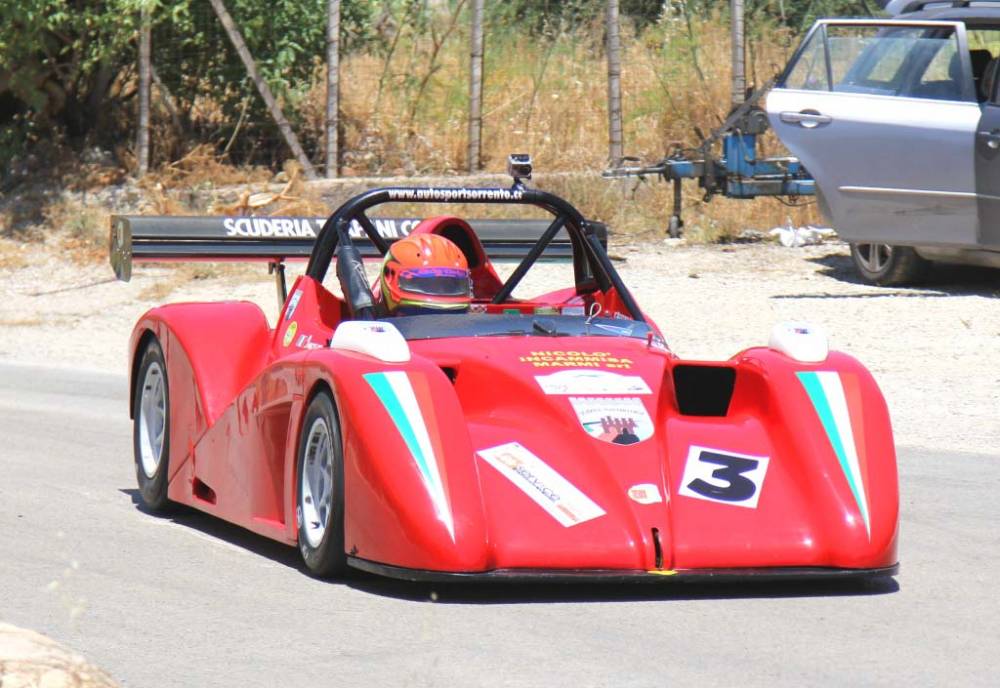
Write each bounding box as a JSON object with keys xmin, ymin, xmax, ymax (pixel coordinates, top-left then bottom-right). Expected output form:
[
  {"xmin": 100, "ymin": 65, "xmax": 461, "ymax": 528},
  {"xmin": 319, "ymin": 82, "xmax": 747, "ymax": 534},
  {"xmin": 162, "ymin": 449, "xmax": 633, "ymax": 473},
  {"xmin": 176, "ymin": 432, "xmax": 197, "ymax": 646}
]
[
  {"xmin": 628, "ymin": 483, "xmax": 663, "ymax": 505},
  {"xmin": 535, "ymin": 370, "xmax": 652, "ymax": 395},
  {"xmin": 569, "ymin": 397, "xmax": 653, "ymax": 445},
  {"xmin": 678, "ymin": 446, "xmax": 770, "ymax": 509},
  {"xmin": 284, "ymin": 289, "xmax": 303, "ymax": 321},
  {"xmin": 477, "ymin": 442, "xmax": 605, "ymax": 527}
]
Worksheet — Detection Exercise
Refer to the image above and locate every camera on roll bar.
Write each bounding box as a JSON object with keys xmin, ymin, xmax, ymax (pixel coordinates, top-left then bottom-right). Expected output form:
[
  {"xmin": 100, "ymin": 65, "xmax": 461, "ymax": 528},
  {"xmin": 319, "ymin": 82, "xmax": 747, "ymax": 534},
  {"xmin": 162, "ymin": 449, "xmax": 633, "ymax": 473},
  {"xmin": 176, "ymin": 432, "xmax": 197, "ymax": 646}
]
[{"xmin": 507, "ymin": 153, "xmax": 532, "ymax": 187}]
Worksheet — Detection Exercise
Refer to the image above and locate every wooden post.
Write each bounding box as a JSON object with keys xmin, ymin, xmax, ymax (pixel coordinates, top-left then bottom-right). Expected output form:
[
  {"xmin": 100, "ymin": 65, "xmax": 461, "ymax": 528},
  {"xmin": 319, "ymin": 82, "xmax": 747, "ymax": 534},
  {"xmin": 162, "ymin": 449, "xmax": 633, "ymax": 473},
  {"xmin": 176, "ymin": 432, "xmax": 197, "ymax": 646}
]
[
  {"xmin": 468, "ymin": 0, "xmax": 484, "ymax": 173},
  {"xmin": 325, "ymin": 0, "xmax": 340, "ymax": 178},
  {"xmin": 207, "ymin": 0, "xmax": 318, "ymax": 180},
  {"xmin": 606, "ymin": 0, "xmax": 624, "ymax": 167},
  {"xmin": 137, "ymin": 4, "xmax": 151, "ymax": 177},
  {"xmin": 731, "ymin": 0, "xmax": 746, "ymax": 106}
]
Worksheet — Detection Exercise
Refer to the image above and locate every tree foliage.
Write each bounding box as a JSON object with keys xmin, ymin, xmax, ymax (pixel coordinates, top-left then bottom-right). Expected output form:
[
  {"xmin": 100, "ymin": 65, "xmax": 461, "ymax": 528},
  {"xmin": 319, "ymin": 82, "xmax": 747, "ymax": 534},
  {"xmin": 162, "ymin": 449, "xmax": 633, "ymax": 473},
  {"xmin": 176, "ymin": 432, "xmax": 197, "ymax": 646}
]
[{"xmin": 0, "ymin": 0, "xmax": 877, "ymax": 171}]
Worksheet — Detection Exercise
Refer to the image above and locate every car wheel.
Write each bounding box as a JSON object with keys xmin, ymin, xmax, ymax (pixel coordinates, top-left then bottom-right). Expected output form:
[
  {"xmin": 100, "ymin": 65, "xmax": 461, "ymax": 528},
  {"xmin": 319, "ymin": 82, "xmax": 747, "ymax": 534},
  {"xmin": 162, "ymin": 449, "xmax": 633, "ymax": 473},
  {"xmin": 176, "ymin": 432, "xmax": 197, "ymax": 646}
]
[
  {"xmin": 133, "ymin": 339, "xmax": 171, "ymax": 512},
  {"xmin": 849, "ymin": 243, "xmax": 930, "ymax": 286},
  {"xmin": 296, "ymin": 391, "xmax": 347, "ymax": 578}
]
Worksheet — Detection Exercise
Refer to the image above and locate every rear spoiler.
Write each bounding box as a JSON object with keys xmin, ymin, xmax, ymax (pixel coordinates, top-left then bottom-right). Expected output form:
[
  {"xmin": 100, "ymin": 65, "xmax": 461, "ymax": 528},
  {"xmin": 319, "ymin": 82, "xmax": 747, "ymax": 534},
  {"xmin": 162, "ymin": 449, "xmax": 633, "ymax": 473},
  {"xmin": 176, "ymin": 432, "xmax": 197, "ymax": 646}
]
[{"xmin": 109, "ymin": 215, "xmax": 607, "ymax": 282}]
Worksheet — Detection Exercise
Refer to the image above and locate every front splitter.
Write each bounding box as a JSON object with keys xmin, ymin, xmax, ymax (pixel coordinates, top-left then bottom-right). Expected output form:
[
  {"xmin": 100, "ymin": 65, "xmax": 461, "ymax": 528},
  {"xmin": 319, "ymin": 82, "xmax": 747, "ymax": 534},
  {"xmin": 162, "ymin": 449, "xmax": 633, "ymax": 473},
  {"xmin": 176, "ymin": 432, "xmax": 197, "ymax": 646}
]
[{"xmin": 347, "ymin": 557, "xmax": 899, "ymax": 584}]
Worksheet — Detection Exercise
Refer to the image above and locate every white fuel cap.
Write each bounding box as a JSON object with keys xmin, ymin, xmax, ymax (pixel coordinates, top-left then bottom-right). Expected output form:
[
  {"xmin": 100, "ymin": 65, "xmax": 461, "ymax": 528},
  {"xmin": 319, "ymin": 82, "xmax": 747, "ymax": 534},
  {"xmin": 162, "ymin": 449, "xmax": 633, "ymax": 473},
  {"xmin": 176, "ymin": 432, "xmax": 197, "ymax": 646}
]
[
  {"xmin": 331, "ymin": 321, "xmax": 410, "ymax": 363},
  {"xmin": 768, "ymin": 321, "xmax": 829, "ymax": 363}
]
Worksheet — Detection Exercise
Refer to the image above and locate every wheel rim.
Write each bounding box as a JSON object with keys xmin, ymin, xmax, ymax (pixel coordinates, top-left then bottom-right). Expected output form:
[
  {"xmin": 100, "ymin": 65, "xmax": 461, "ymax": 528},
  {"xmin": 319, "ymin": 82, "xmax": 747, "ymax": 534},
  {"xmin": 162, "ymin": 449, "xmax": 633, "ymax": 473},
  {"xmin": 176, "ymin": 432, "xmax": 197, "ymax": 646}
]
[
  {"xmin": 856, "ymin": 243, "xmax": 893, "ymax": 273},
  {"xmin": 138, "ymin": 361, "xmax": 166, "ymax": 479},
  {"xmin": 300, "ymin": 417, "xmax": 334, "ymax": 549}
]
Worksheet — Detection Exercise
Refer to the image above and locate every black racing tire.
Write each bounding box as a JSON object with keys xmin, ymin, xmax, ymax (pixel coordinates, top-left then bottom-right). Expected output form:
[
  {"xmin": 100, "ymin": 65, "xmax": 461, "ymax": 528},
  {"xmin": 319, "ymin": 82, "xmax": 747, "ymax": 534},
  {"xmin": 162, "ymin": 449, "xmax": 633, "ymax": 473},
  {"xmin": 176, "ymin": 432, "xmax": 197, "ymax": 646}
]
[
  {"xmin": 133, "ymin": 338, "xmax": 171, "ymax": 513},
  {"xmin": 849, "ymin": 243, "xmax": 930, "ymax": 286},
  {"xmin": 295, "ymin": 391, "xmax": 347, "ymax": 578}
]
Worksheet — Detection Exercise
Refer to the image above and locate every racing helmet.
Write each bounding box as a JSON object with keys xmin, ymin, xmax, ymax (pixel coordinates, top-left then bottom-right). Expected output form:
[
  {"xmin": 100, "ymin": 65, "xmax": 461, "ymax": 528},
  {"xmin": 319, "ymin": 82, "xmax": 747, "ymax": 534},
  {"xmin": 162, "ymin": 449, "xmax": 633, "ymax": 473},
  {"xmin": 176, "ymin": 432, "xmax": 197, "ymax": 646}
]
[{"xmin": 379, "ymin": 234, "xmax": 471, "ymax": 315}]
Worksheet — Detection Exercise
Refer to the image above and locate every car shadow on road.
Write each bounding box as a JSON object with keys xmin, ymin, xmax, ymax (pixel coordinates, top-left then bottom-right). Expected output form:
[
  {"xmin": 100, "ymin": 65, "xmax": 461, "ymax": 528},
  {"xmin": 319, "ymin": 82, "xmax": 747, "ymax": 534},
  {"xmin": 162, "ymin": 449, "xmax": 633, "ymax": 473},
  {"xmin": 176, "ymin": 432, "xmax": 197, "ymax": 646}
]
[
  {"xmin": 803, "ymin": 254, "xmax": 1000, "ymax": 297},
  {"xmin": 121, "ymin": 488, "xmax": 899, "ymax": 603},
  {"xmin": 120, "ymin": 488, "xmax": 302, "ymax": 570}
]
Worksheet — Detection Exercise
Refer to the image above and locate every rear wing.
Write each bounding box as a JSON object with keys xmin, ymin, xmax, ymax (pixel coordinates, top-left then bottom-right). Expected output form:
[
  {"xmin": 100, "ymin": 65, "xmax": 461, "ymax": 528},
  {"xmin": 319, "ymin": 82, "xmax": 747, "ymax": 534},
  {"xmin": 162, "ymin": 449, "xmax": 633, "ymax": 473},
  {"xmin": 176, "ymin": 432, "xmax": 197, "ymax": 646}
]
[{"xmin": 109, "ymin": 215, "xmax": 607, "ymax": 282}]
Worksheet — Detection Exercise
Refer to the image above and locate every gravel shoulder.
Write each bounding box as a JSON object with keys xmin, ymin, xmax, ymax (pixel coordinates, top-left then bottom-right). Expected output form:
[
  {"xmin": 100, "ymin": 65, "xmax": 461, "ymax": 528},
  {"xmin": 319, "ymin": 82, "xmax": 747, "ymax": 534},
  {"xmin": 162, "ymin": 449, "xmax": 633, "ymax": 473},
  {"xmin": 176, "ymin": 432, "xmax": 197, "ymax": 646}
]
[{"xmin": 1, "ymin": 239, "xmax": 997, "ymax": 454}]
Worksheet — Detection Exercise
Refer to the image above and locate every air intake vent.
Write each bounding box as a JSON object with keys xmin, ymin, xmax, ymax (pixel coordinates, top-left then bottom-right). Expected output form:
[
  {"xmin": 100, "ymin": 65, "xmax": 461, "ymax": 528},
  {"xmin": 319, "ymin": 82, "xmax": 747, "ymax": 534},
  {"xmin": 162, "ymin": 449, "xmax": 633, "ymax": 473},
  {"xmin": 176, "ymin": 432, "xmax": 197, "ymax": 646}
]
[{"xmin": 673, "ymin": 365, "xmax": 736, "ymax": 416}]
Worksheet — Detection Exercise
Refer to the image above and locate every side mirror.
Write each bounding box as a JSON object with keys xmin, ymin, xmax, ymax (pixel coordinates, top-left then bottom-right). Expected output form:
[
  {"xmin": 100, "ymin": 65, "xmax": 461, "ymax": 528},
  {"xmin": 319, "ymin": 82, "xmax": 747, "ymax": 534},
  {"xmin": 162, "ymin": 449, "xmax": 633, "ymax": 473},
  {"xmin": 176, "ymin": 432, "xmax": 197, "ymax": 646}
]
[{"xmin": 336, "ymin": 243, "xmax": 375, "ymax": 320}]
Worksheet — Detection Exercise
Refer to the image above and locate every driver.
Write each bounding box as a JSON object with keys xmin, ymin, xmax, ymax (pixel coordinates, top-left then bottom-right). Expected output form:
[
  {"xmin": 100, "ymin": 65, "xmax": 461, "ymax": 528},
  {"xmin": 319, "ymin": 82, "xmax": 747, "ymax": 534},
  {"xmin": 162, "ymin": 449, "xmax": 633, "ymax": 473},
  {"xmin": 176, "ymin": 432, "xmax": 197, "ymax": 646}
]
[{"xmin": 376, "ymin": 234, "xmax": 472, "ymax": 316}]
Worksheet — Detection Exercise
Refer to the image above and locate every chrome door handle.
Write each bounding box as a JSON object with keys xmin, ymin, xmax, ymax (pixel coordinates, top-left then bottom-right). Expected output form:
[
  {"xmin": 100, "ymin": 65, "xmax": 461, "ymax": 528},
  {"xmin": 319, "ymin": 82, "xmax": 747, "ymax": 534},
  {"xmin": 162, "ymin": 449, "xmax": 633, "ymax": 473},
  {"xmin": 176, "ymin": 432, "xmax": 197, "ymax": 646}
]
[
  {"xmin": 780, "ymin": 111, "xmax": 833, "ymax": 128},
  {"xmin": 978, "ymin": 131, "xmax": 1000, "ymax": 150}
]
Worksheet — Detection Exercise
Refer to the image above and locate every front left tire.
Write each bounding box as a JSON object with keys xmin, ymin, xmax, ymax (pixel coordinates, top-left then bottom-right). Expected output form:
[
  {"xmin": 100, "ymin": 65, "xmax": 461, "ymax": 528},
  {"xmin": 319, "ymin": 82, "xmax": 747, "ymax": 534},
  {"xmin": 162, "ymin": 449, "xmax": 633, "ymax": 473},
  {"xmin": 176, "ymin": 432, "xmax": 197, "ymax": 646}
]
[
  {"xmin": 133, "ymin": 338, "xmax": 171, "ymax": 512},
  {"xmin": 296, "ymin": 391, "xmax": 347, "ymax": 578}
]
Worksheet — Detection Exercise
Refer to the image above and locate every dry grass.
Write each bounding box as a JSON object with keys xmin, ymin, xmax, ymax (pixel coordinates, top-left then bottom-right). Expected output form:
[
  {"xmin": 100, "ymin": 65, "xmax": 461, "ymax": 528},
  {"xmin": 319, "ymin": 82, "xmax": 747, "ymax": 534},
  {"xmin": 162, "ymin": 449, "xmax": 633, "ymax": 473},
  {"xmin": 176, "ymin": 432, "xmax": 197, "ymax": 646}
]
[
  {"xmin": 294, "ymin": 11, "xmax": 819, "ymax": 237},
  {"xmin": 0, "ymin": 240, "xmax": 29, "ymax": 270},
  {"xmin": 43, "ymin": 200, "xmax": 110, "ymax": 264},
  {"xmin": 0, "ymin": 316, "xmax": 45, "ymax": 327},
  {"xmin": 137, "ymin": 264, "xmax": 225, "ymax": 301}
]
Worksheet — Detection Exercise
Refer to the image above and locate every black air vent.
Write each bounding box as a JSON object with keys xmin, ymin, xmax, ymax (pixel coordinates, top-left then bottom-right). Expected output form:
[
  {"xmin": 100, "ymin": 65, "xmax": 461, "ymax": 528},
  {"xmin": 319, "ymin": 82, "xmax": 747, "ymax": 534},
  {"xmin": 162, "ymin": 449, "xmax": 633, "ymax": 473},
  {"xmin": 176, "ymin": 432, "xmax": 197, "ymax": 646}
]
[
  {"xmin": 673, "ymin": 365, "xmax": 736, "ymax": 416},
  {"xmin": 440, "ymin": 366, "xmax": 459, "ymax": 384}
]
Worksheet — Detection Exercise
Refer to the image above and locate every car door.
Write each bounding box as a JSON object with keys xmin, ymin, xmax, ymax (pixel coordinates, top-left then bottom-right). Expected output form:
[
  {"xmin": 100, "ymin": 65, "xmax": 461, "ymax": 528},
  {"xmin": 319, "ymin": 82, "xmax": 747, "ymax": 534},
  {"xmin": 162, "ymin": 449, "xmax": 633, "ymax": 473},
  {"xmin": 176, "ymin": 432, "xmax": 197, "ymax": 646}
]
[
  {"xmin": 975, "ymin": 56, "xmax": 1000, "ymax": 248},
  {"xmin": 767, "ymin": 19, "xmax": 981, "ymax": 248}
]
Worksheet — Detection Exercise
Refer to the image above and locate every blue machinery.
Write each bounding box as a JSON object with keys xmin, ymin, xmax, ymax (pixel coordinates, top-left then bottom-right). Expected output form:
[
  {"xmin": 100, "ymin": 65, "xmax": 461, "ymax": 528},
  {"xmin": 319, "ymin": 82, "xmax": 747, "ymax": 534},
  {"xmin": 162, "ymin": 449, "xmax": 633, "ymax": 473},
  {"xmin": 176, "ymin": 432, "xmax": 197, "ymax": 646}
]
[{"xmin": 602, "ymin": 84, "xmax": 816, "ymax": 237}]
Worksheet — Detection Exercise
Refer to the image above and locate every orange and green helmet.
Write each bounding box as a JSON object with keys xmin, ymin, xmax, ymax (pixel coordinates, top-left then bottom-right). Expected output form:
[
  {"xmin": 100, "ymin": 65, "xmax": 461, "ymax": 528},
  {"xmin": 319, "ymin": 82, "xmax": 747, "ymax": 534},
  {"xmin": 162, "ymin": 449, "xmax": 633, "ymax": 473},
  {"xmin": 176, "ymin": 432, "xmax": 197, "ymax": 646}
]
[{"xmin": 379, "ymin": 234, "xmax": 472, "ymax": 315}]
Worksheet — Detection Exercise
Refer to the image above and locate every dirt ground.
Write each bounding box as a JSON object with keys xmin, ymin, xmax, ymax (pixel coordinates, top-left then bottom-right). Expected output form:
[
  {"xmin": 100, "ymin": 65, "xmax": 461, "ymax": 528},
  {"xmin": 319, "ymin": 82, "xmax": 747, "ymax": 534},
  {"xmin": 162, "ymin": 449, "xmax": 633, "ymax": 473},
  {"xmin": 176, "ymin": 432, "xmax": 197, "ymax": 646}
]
[{"xmin": 0, "ymin": 237, "xmax": 997, "ymax": 454}]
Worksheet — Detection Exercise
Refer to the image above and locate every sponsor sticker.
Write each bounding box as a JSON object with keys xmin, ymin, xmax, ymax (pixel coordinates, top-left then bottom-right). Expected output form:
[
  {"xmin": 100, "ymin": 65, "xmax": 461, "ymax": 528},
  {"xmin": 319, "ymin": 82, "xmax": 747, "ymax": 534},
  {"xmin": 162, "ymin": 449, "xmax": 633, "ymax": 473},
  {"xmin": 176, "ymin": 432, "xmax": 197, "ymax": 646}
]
[
  {"xmin": 282, "ymin": 321, "xmax": 298, "ymax": 347},
  {"xmin": 387, "ymin": 187, "xmax": 525, "ymax": 202},
  {"xmin": 295, "ymin": 333, "xmax": 322, "ymax": 350},
  {"xmin": 284, "ymin": 289, "xmax": 303, "ymax": 321},
  {"xmin": 477, "ymin": 442, "xmax": 605, "ymax": 527},
  {"xmin": 535, "ymin": 369, "xmax": 651, "ymax": 395},
  {"xmin": 569, "ymin": 397, "xmax": 653, "ymax": 445},
  {"xmin": 628, "ymin": 483, "xmax": 663, "ymax": 505},
  {"xmin": 224, "ymin": 217, "xmax": 317, "ymax": 238},
  {"xmin": 561, "ymin": 305, "xmax": 586, "ymax": 317},
  {"xmin": 469, "ymin": 303, "xmax": 488, "ymax": 314},
  {"xmin": 520, "ymin": 350, "xmax": 633, "ymax": 369},
  {"xmin": 678, "ymin": 446, "xmax": 770, "ymax": 509}
]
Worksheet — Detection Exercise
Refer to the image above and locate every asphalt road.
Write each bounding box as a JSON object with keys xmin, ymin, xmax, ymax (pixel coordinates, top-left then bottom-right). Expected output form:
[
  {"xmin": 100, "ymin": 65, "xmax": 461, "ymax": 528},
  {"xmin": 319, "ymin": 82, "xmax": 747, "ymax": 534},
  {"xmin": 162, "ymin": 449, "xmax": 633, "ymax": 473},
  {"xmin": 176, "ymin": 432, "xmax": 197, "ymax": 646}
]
[{"xmin": 1, "ymin": 362, "xmax": 997, "ymax": 687}]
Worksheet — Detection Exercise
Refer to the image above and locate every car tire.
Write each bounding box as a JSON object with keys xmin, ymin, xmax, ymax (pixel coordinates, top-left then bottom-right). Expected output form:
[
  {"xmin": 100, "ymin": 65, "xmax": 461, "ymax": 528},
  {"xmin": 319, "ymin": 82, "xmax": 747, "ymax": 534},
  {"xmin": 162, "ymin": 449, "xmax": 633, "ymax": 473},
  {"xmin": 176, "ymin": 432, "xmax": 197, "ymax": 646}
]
[
  {"xmin": 296, "ymin": 391, "xmax": 347, "ymax": 578},
  {"xmin": 849, "ymin": 243, "xmax": 930, "ymax": 286},
  {"xmin": 133, "ymin": 338, "xmax": 171, "ymax": 512}
]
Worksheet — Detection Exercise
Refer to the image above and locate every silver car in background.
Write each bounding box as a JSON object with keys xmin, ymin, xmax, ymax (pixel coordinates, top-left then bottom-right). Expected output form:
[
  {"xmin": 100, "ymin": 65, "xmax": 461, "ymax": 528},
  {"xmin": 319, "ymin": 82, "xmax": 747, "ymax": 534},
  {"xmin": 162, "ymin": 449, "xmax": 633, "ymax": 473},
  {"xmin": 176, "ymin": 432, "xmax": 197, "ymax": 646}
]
[{"xmin": 766, "ymin": 1, "xmax": 1000, "ymax": 284}]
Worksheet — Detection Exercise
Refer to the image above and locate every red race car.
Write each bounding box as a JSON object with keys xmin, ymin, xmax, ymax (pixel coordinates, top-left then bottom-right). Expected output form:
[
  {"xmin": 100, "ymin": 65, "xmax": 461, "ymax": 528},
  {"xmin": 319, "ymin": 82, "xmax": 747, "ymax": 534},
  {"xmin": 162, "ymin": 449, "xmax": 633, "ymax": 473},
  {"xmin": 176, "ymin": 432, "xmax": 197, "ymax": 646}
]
[{"xmin": 111, "ymin": 178, "xmax": 898, "ymax": 582}]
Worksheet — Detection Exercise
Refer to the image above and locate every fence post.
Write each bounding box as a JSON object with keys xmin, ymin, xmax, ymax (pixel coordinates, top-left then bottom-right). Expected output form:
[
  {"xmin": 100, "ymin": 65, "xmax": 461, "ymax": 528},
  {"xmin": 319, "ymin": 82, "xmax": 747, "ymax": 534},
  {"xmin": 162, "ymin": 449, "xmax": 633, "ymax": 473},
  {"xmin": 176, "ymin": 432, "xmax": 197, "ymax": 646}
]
[
  {"xmin": 326, "ymin": 0, "xmax": 340, "ymax": 178},
  {"xmin": 207, "ymin": 0, "xmax": 318, "ymax": 180},
  {"xmin": 731, "ymin": 0, "xmax": 746, "ymax": 106},
  {"xmin": 468, "ymin": 0, "xmax": 484, "ymax": 172},
  {"xmin": 606, "ymin": 0, "xmax": 623, "ymax": 167},
  {"xmin": 137, "ymin": 4, "xmax": 151, "ymax": 177}
]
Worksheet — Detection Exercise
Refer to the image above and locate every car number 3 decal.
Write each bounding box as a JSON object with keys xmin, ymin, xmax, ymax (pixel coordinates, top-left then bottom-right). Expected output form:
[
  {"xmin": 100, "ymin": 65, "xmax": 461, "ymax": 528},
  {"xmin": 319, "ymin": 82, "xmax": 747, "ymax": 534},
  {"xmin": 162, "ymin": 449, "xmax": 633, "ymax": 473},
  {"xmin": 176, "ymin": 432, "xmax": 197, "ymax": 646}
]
[{"xmin": 678, "ymin": 446, "xmax": 770, "ymax": 509}]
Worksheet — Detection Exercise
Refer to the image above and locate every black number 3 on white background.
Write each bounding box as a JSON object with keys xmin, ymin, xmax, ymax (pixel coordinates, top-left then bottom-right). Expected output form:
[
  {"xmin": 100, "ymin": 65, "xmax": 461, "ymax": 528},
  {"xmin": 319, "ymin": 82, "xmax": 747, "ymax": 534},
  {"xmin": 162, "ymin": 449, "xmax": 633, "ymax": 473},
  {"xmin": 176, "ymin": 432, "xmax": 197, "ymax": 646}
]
[{"xmin": 678, "ymin": 447, "xmax": 770, "ymax": 509}]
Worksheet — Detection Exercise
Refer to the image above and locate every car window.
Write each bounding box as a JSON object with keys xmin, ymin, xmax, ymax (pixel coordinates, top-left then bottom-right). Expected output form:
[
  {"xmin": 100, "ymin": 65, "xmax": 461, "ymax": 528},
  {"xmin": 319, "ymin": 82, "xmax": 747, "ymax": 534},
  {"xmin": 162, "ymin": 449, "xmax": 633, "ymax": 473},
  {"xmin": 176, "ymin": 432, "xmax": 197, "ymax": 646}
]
[{"xmin": 782, "ymin": 22, "xmax": 972, "ymax": 102}]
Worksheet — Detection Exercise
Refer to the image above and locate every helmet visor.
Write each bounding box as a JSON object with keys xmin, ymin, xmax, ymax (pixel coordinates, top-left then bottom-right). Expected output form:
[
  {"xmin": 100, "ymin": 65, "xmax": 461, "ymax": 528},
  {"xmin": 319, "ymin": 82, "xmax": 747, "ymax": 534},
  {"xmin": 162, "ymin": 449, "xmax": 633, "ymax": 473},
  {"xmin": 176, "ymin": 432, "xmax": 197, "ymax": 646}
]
[{"xmin": 398, "ymin": 267, "xmax": 471, "ymax": 297}]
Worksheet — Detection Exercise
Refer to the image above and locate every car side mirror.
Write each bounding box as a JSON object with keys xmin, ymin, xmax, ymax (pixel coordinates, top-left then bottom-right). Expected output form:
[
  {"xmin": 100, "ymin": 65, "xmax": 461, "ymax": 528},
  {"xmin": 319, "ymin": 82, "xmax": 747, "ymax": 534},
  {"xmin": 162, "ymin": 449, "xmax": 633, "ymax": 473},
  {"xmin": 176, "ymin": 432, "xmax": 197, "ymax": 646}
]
[{"xmin": 336, "ymin": 243, "xmax": 375, "ymax": 320}]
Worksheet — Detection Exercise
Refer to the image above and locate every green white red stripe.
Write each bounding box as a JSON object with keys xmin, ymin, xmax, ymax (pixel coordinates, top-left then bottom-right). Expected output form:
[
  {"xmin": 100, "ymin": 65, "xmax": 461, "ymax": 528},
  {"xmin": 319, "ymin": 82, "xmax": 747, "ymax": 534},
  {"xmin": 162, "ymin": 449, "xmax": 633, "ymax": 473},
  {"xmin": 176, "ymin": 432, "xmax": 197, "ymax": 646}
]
[
  {"xmin": 364, "ymin": 371, "xmax": 455, "ymax": 540},
  {"xmin": 797, "ymin": 371, "xmax": 871, "ymax": 538}
]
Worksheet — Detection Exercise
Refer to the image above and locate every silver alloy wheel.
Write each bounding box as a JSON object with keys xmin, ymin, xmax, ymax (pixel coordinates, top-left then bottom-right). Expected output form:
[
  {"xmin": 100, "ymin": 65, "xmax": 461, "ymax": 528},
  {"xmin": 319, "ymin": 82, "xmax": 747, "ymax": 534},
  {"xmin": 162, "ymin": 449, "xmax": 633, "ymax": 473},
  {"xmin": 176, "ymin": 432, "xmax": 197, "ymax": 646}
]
[
  {"xmin": 855, "ymin": 243, "xmax": 893, "ymax": 274},
  {"xmin": 300, "ymin": 417, "xmax": 334, "ymax": 549},
  {"xmin": 138, "ymin": 361, "xmax": 166, "ymax": 479}
]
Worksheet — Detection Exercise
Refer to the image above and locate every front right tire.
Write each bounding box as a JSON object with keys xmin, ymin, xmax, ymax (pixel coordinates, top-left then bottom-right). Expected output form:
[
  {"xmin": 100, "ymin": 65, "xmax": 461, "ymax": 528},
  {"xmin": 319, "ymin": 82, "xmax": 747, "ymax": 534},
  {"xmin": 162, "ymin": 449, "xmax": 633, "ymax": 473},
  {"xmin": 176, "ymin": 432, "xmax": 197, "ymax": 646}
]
[
  {"xmin": 296, "ymin": 391, "xmax": 347, "ymax": 578},
  {"xmin": 849, "ymin": 243, "xmax": 930, "ymax": 286}
]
